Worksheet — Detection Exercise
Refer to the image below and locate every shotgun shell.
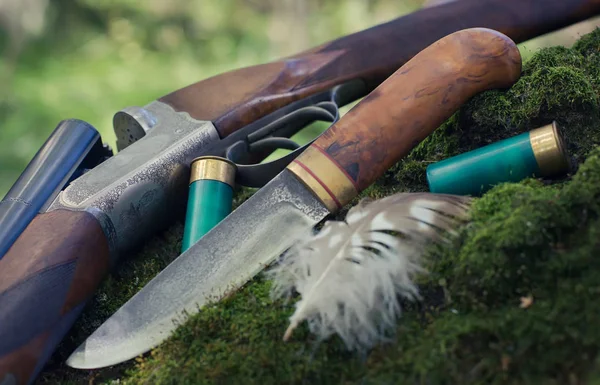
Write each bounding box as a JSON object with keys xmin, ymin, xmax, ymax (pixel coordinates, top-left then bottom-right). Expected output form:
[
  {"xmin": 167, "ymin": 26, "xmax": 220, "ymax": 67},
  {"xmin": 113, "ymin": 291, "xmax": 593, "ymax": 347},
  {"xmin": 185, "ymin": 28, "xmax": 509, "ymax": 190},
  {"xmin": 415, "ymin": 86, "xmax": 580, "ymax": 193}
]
[
  {"xmin": 181, "ymin": 156, "xmax": 237, "ymax": 252},
  {"xmin": 426, "ymin": 121, "xmax": 570, "ymax": 196}
]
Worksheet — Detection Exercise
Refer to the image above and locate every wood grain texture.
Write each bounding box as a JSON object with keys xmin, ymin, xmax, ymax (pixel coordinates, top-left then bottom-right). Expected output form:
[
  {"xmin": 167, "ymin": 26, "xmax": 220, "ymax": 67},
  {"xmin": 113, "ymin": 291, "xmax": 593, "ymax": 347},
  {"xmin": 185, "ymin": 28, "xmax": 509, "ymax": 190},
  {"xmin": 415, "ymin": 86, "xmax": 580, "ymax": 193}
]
[
  {"xmin": 0, "ymin": 210, "xmax": 110, "ymax": 385},
  {"xmin": 310, "ymin": 28, "xmax": 522, "ymax": 192},
  {"xmin": 159, "ymin": 0, "xmax": 600, "ymax": 138}
]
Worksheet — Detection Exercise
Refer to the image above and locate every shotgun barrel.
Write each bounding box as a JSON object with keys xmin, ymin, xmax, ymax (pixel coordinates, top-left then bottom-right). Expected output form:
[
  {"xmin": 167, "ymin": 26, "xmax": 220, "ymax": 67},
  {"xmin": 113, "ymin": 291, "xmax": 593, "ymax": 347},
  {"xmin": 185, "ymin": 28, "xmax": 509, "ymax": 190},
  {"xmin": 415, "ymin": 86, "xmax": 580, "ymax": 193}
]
[{"xmin": 0, "ymin": 120, "xmax": 111, "ymax": 259}]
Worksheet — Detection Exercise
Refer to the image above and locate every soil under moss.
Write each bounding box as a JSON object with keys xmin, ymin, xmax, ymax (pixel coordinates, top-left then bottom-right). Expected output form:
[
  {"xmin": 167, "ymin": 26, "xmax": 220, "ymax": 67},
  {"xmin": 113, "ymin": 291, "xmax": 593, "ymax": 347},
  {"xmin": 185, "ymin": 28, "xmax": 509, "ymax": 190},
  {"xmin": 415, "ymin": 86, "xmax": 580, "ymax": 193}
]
[{"xmin": 38, "ymin": 29, "xmax": 600, "ymax": 384}]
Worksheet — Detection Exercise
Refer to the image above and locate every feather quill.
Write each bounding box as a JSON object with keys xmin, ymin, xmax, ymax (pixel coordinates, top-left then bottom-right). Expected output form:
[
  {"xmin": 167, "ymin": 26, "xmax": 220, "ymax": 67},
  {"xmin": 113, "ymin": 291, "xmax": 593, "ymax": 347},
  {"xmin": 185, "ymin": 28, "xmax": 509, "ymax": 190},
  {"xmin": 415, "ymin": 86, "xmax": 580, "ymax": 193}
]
[{"xmin": 269, "ymin": 192, "xmax": 472, "ymax": 350}]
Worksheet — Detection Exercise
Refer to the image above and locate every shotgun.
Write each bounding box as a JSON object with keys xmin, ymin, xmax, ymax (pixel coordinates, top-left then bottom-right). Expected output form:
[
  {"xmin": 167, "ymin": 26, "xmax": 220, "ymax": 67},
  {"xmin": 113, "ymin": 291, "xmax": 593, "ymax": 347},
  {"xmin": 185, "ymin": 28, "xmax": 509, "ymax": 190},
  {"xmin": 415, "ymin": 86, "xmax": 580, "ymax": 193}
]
[{"xmin": 1, "ymin": 0, "xmax": 599, "ymax": 384}]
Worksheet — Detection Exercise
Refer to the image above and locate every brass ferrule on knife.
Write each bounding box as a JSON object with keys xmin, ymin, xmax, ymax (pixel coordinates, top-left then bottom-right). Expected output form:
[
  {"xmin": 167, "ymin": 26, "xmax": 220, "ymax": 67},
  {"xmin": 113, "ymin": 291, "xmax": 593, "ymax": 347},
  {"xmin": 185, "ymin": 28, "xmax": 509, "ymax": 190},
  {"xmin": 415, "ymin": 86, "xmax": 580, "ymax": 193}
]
[{"xmin": 287, "ymin": 146, "xmax": 358, "ymax": 212}]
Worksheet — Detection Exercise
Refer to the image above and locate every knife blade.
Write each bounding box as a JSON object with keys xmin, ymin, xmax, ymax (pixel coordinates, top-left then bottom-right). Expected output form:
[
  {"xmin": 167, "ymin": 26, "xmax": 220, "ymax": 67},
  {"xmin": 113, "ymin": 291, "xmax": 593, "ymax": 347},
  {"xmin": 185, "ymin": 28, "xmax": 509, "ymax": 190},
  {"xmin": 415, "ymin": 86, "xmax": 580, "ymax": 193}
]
[
  {"xmin": 67, "ymin": 27, "xmax": 522, "ymax": 369},
  {"xmin": 67, "ymin": 170, "xmax": 327, "ymax": 369}
]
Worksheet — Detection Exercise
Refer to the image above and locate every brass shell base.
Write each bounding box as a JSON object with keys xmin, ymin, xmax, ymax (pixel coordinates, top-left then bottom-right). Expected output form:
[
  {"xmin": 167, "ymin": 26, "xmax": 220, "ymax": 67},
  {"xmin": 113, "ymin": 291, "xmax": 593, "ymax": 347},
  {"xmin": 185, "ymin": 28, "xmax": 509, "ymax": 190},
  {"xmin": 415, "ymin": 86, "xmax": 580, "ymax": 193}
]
[{"xmin": 529, "ymin": 121, "xmax": 570, "ymax": 177}]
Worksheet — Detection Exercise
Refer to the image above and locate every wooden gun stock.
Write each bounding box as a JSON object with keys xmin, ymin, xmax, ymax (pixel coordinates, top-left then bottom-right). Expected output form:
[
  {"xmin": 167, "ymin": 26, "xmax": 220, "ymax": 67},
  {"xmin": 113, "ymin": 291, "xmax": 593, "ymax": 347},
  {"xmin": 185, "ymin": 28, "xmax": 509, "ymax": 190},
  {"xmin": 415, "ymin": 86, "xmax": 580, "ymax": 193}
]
[{"xmin": 160, "ymin": 0, "xmax": 600, "ymax": 138}]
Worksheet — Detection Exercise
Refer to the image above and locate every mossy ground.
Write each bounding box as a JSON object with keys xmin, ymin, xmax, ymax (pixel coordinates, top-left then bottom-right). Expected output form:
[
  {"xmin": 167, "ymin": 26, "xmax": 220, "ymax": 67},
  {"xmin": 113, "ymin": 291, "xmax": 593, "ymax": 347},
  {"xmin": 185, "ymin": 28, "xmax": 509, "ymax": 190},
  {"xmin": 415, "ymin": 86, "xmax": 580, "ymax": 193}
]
[{"xmin": 39, "ymin": 29, "xmax": 600, "ymax": 384}]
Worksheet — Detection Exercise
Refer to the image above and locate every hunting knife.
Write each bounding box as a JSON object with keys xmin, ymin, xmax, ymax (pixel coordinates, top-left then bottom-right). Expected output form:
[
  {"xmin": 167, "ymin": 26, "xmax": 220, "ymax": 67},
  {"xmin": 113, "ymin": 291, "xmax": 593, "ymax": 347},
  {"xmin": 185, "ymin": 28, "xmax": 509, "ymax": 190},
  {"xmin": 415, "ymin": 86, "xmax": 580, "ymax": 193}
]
[{"xmin": 67, "ymin": 28, "xmax": 522, "ymax": 368}]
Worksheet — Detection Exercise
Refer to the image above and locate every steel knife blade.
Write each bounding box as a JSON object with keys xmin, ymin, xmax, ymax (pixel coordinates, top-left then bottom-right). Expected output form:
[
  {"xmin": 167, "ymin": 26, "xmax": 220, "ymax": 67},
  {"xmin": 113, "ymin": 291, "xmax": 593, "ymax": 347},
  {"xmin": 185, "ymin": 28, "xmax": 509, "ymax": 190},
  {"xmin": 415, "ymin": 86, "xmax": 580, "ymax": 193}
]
[
  {"xmin": 67, "ymin": 28, "xmax": 523, "ymax": 369},
  {"xmin": 67, "ymin": 170, "xmax": 327, "ymax": 368}
]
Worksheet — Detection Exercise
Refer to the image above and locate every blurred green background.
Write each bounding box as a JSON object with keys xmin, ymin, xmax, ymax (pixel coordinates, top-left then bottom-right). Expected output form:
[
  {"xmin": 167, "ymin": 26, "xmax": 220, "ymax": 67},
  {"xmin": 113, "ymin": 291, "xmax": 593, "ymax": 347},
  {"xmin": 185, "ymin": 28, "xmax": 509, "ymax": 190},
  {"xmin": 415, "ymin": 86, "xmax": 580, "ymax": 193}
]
[{"xmin": 0, "ymin": 0, "xmax": 598, "ymax": 196}]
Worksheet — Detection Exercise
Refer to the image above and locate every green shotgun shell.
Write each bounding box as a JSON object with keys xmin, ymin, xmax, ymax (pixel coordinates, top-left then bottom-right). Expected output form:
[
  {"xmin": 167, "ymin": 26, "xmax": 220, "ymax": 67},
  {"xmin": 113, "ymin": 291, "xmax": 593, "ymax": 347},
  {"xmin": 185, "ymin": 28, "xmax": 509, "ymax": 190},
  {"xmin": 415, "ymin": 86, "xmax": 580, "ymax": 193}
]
[
  {"xmin": 181, "ymin": 156, "xmax": 237, "ymax": 252},
  {"xmin": 426, "ymin": 121, "xmax": 570, "ymax": 196}
]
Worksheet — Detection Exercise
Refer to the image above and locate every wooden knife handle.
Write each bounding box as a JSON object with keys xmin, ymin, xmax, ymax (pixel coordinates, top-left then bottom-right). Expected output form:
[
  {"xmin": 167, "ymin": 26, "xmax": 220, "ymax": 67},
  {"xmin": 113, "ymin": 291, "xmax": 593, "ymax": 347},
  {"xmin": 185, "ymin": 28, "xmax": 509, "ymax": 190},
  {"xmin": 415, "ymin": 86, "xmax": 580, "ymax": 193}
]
[
  {"xmin": 287, "ymin": 28, "xmax": 522, "ymax": 212},
  {"xmin": 0, "ymin": 210, "xmax": 111, "ymax": 385}
]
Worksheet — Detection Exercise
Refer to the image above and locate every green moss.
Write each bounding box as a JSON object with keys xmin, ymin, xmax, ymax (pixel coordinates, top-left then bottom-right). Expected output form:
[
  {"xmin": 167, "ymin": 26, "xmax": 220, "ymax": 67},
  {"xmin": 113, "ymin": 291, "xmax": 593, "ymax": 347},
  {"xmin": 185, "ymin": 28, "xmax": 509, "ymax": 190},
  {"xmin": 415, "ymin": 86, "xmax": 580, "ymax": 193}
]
[
  {"xmin": 573, "ymin": 28, "xmax": 600, "ymax": 58},
  {"xmin": 378, "ymin": 116, "xmax": 461, "ymax": 193},
  {"xmin": 40, "ymin": 29, "xmax": 600, "ymax": 384},
  {"xmin": 522, "ymin": 46, "xmax": 586, "ymax": 73},
  {"xmin": 469, "ymin": 63, "xmax": 599, "ymax": 131},
  {"xmin": 119, "ymin": 278, "xmax": 361, "ymax": 385},
  {"xmin": 573, "ymin": 28, "xmax": 600, "ymax": 98},
  {"xmin": 414, "ymin": 149, "xmax": 600, "ymax": 384}
]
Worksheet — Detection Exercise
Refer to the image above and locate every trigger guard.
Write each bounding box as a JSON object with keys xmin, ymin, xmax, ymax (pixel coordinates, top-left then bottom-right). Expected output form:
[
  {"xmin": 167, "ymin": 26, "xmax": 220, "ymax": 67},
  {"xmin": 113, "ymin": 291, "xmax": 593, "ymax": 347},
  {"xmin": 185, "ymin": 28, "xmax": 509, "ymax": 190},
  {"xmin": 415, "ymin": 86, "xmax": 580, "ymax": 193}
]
[
  {"xmin": 249, "ymin": 137, "xmax": 300, "ymax": 153},
  {"xmin": 224, "ymin": 137, "xmax": 300, "ymax": 166},
  {"xmin": 230, "ymin": 140, "xmax": 315, "ymax": 188},
  {"xmin": 220, "ymin": 79, "xmax": 369, "ymax": 188}
]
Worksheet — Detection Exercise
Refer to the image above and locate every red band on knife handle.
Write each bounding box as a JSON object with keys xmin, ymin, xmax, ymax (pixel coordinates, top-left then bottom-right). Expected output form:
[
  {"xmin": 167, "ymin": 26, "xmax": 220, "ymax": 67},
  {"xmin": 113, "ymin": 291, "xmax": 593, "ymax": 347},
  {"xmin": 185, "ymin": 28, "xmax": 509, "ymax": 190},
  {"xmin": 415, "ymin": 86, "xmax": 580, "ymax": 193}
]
[{"xmin": 291, "ymin": 158, "xmax": 343, "ymax": 210}]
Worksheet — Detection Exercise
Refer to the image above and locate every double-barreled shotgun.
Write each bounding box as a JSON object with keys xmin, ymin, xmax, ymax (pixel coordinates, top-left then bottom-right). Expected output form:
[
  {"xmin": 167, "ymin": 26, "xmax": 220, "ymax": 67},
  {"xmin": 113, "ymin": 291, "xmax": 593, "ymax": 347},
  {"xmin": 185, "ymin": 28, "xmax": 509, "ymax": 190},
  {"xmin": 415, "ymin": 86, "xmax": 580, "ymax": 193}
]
[{"xmin": 1, "ymin": 1, "xmax": 600, "ymax": 384}]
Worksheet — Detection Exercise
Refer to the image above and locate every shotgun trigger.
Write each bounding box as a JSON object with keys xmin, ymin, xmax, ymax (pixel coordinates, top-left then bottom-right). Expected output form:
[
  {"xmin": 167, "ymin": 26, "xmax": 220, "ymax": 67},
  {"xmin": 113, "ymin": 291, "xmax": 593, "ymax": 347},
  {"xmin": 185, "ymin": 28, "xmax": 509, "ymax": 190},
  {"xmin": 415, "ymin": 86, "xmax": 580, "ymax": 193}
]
[{"xmin": 224, "ymin": 79, "xmax": 366, "ymax": 188}]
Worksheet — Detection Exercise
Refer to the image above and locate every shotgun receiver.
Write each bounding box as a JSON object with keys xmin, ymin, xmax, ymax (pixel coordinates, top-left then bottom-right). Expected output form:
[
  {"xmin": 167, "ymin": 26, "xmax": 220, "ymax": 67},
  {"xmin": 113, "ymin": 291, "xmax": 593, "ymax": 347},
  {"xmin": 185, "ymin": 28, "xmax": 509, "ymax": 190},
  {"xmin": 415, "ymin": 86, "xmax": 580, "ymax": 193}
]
[{"xmin": 1, "ymin": 0, "xmax": 600, "ymax": 384}]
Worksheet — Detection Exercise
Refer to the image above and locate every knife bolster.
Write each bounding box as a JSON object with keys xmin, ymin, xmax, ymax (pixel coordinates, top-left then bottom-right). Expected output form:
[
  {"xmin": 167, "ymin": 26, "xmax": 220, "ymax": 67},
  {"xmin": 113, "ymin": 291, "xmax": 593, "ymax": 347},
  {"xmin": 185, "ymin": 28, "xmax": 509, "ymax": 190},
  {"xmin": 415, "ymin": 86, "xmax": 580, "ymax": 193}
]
[{"xmin": 287, "ymin": 145, "xmax": 358, "ymax": 212}]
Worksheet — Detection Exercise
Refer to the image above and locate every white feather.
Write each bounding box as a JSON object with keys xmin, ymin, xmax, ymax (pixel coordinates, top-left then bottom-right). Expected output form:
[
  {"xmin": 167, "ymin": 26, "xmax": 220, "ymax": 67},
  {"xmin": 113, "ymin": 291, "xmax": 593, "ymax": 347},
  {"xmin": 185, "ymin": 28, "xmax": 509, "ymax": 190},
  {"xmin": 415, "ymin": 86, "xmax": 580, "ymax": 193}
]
[{"xmin": 268, "ymin": 192, "xmax": 472, "ymax": 351}]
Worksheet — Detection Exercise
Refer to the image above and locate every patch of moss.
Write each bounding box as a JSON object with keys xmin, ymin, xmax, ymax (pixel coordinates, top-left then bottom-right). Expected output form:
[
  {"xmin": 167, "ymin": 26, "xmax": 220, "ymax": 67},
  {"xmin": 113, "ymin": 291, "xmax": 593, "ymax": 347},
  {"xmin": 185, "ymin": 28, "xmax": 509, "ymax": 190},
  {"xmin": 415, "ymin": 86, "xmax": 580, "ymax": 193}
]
[
  {"xmin": 412, "ymin": 149, "xmax": 600, "ymax": 384},
  {"xmin": 119, "ymin": 277, "xmax": 363, "ymax": 385},
  {"xmin": 523, "ymin": 46, "xmax": 586, "ymax": 73},
  {"xmin": 377, "ymin": 117, "xmax": 461, "ymax": 194},
  {"xmin": 574, "ymin": 28, "xmax": 600, "ymax": 58},
  {"xmin": 39, "ymin": 29, "xmax": 600, "ymax": 384}
]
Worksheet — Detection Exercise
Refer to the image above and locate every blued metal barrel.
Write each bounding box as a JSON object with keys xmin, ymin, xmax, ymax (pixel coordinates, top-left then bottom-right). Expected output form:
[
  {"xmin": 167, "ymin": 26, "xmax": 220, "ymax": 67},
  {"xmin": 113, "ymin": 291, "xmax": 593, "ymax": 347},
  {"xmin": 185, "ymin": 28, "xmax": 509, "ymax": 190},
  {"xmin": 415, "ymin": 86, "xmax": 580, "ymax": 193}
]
[
  {"xmin": 0, "ymin": 119, "xmax": 105, "ymax": 258},
  {"xmin": 426, "ymin": 122, "xmax": 570, "ymax": 196},
  {"xmin": 181, "ymin": 156, "xmax": 237, "ymax": 252}
]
